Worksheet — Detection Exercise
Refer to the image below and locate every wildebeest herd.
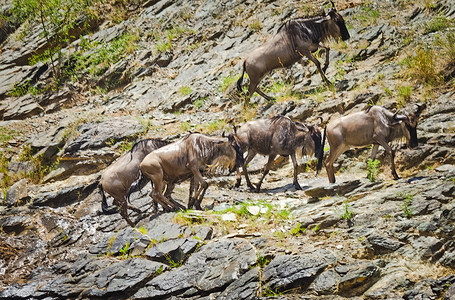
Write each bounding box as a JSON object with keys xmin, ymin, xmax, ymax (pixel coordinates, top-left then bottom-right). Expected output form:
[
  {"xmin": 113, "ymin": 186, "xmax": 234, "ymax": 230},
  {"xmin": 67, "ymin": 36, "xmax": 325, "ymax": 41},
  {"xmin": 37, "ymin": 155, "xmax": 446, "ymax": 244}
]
[{"xmin": 98, "ymin": 3, "xmax": 426, "ymax": 226}]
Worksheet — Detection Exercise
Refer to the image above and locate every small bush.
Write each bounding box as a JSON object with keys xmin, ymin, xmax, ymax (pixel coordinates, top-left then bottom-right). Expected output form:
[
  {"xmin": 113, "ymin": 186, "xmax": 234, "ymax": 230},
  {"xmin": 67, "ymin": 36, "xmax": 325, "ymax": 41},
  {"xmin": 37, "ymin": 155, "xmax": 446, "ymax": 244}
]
[
  {"xmin": 425, "ymin": 16, "xmax": 452, "ymax": 34},
  {"xmin": 367, "ymin": 159, "xmax": 380, "ymax": 182},
  {"xmin": 401, "ymin": 194, "xmax": 414, "ymax": 218},
  {"xmin": 401, "ymin": 46, "xmax": 441, "ymax": 86},
  {"xmin": 340, "ymin": 202, "xmax": 354, "ymax": 220},
  {"xmin": 436, "ymin": 32, "xmax": 455, "ymax": 66},
  {"xmin": 179, "ymin": 86, "xmax": 192, "ymax": 96}
]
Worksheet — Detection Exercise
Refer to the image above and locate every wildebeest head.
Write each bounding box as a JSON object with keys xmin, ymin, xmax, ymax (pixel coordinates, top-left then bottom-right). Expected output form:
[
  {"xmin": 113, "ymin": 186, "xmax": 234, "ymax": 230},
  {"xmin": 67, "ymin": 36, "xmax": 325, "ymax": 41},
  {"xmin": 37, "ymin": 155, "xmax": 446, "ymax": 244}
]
[
  {"xmin": 325, "ymin": 3, "xmax": 350, "ymax": 41},
  {"xmin": 295, "ymin": 122, "xmax": 322, "ymax": 158},
  {"xmin": 228, "ymin": 132, "xmax": 245, "ymax": 169},
  {"xmin": 393, "ymin": 103, "xmax": 426, "ymax": 148}
]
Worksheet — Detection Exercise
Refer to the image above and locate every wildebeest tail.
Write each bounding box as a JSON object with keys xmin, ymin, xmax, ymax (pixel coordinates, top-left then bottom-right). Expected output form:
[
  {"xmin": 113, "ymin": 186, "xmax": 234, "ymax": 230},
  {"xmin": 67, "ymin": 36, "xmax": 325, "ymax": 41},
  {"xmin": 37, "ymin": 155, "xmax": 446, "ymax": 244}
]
[
  {"xmin": 99, "ymin": 184, "xmax": 118, "ymax": 215},
  {"xmin": 316, "ymin": 126, "xmax": 326, "ymax": 174},
  {"xmin": 237, "ymin": 61, "xmax": 246, "ymax": 92},
  {"xmin": 126, "ymin": 170, "xmax": 147, "ymax": 203}
]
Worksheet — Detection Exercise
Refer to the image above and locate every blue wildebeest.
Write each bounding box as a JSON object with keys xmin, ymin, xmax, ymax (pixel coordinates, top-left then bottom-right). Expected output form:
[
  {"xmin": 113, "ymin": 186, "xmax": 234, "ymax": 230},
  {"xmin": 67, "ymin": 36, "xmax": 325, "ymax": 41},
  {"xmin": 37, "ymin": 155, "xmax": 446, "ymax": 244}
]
[
  {"xmin": 99, "ymin": 138, "xmax": 170, "ymax": 227},
  {"xmin": 127, "ymin": 133, "xmax": 244, "ymax": 212},
  {"xmin": 237, "ymin": 1, "xmax": 350, "ymax": 104},
  {"xmin": 320, "ymin": 104, "xmax": 426, "ymax": 183},
  {"xmin": 234, "ymin": 115, "xmax": 322, "ymax": 192}
]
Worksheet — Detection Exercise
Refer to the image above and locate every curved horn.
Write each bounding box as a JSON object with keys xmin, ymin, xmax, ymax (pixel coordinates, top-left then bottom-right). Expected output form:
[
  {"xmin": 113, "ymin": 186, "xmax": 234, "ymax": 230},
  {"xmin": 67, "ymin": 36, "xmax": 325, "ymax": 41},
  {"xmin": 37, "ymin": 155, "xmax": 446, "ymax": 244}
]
[
  {"xmin": 416, "ymin": 103, "xmax": 426, "ymax": 116},
  {"xmin": 317, "ymin": 117, "xmax": 323, "ymax": 125},
  {"xmin": 330, "ymin": 0, "xmax": 336, "ymax": 9},
  {"xmin": 393, "ymin": 112, "xmax": 406, "ymax": 121}
]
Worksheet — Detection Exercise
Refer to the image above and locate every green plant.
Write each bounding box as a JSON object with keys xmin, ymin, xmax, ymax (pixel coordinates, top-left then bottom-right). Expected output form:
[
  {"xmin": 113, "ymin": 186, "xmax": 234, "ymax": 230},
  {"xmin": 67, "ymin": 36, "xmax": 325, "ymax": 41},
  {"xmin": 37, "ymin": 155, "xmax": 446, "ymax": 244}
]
[
  {"xmin": 290, "ymin": 223, "xmax": 306, "ymax": 236},
  {"xmin": 425, "ymin": 16, "xmax": 452, "ymax": 34},
  {"xmin": 155, "ymin": 265, "xmax": 164, "ymax": 275},
  {"xmin": 257, "ymin": 253, "xmax": 270, "ymax": 268},
  {"xmin": 219, "ymin": 74, "xmax": 236, "ymax": 92},
  {"xmin": 179, "ymin": 86, "xmax": 192, "ymax": 96},
  {"xmin": 436, "ymin": 32, "xmax": 455, "ymax": 67},
  {"xmin": 401, "ymin": 193, "xmax": 414, "ymax": 218},
  {"xmin": 401, "ymin": 46, "xmax": 441, "ymax": 86},
  {"xmin": 137, "ymin": 226, "xmax": 147, "ymax": 235},
  {"xmin": 12, "ymin": 0, "xmax": 100, "ymax": 86},
  {"xmin": 352, "ymin": 6, "xmax": 380, "ymax": 26},
  {"xmin": 248, "ymin": 19, "xmax": 262, "ymax": 32},
  {"xmin": 311, "ymin": 224, "xmax": 320, "ymax": 232},
  {"xmin": 396, "ymin": 84, "xmax": 412, "ymax": 106},
  {"xmin": 180, "ymin": 121, "xmax": 191, "ymax": 132},
  {"xmin": 340, "ymin": 201, "xmax": 354, "ymax": 220},
  {"xmin": 367, "ymin": 159, "xmax": 380, "ymax": 182},
  {"xmin": 193, "ymin": 97, "xmax": 206, "ymax": 109},
  {"xmin": 119, "ymin": 241, "xmax": 131, "ymax": 258},
  {"xmin": 165, "ymin": 253, "xmax": 183, "ymax": 268}
]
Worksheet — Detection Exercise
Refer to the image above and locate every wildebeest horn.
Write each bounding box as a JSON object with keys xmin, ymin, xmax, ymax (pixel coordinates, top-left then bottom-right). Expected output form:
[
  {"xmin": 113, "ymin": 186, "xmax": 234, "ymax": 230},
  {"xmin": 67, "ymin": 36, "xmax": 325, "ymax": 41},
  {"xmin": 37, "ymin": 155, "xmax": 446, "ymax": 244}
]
[
  {"xmin": 330, "ymin": 0, "xmax": 336, "ymax": 9},
  {"xmin": 317, "ymin": 117, "xmax": 323, "ymax": 125},
  {"xmin": 416, "ymin": 103, "xmax": 426, "ymax": 116},
  {"xmin": 393, "ymin": 112, "xmax": 406, "ymax": 121}
]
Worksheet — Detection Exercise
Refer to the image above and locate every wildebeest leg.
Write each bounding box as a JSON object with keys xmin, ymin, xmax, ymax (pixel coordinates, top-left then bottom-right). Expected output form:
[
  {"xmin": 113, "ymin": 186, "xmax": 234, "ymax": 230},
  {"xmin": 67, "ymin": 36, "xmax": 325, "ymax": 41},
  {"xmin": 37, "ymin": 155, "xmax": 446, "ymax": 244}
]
[
  {"xmin": 325, "ymin": 145, "xmax": 349, "ymax": 184},
  {"xmin": 306, "ymin": 50, "xmax": 332, "ymax": 87},
  {"xmin": 118, "ymin": 198, "xmax": 135, "ymax": 227},
  {"xmin": 290, "ymin": 152, "xmax": 302, "ymax": 190},
  {"xmin": 256, "ymin": 154, "xmax": 276, "ymax": 192},
  {"xmin": 194, "ymin": 182, "xmax": 208, "ymax": 211},
  {"xmin": 320, "ymin": 45, "xmax": 330, "ymax": 73},
  {"xmin": 188, "ymin": 177, "xmax": 199, "ymax": 209},
  {"xmin": 242, "ymin": 150, "xmax": 258, "ymax": 190},
  {"xmin": 373, "ymin": 135, "xmax": 399, "ymax": 180},
  {"xmin": 235, "ymin": 167, "xmax": 242, "ymax": 188},
  {"xmin": 370, "ymin": 144, "xmax": 379, "ymax": 160},
  {"xmin": 162, "ymin": 181, "xmax": 185, "ymax": 210},
  {"xmin": 255, "ymin": 87, "xmax": 275, "ymax": 102},
  {"xmin": 188, "ymin": 165, "xmax": 208, "ymax": 210}
]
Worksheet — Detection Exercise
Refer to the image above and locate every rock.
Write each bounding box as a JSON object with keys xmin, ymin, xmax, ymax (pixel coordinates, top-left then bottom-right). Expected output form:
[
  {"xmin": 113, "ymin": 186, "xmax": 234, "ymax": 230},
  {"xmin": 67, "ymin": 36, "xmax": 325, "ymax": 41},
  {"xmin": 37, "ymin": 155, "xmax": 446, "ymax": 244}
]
[
  {"xmin": 145, "ymin": 238, "xmax": 200, "ymax": 265},
  {"xmin": 32, "ymin": 176, "xmax": 98, "ymax": 208},
  {"xmin": 410, "ymin": 236, "xmax": 443, "ymax": 260},
  {"xmin": 262, "ymin": 249, "xmax": 337, "ymax": 292},
  {"xmin": 217, "ymin": 267, "xmax": 260, "ymax": 300},
  {"xmin": 310, "ymin": 269, "xmax": 340, "ymax": 295},
  {"xmin": 338, "ymin": 261, "xmax": 381, "ymax": 297},
  {"xmin": 305, "ymin": 179, "xmax": 363, "ymax": 199},
  {"xmin": 39, "ymin": 258, "xmax": 166, "ymax": 298},
  {"xmin": 133, "ymin": 238, "xmax": 256, "ymax": 299},
  {"xmin": 365, "ymin": 233, "xmax": 405, "ymax": 254},
  {"xmin": 63, "ymin": 117, "xmax": 145, "ymax": 155},
  {"xmin": 5, "ymin": 179, "xmax": 29, "ymax": 207},
  {"xmin": 0, "ymin": 215, "xmax": 29, "ymax": 234}
]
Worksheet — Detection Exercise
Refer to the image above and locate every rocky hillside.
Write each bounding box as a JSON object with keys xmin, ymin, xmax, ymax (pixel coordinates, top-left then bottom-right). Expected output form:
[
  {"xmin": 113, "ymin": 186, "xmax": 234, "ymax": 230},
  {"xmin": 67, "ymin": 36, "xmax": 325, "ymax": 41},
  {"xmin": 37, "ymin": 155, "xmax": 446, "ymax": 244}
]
[{"xmin": 1, "ymin": 0, "xmax": 455, "ymax": 299}]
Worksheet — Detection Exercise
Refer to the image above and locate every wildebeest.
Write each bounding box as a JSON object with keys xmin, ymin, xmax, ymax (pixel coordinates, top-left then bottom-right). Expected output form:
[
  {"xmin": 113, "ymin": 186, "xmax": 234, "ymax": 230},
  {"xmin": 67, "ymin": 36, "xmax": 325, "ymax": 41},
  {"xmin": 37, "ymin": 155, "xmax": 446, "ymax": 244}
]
[
  {"xmin": 234, "ymin": 115, "xmax": 323, "ymax": 192},
  {"xmin": 320, "ymin": 104, "xmax": 426, "ymax": 183},
  {"xmin": 237, "ymin": 1, "xmax": 350, "ymax": 104},
  {"xmin": 127, "ymin": 132, "xmax": 244, "ymax": 211},
  {"xmin": 99, "ymin": 138, "xmax": 170, "ymax": 227}
]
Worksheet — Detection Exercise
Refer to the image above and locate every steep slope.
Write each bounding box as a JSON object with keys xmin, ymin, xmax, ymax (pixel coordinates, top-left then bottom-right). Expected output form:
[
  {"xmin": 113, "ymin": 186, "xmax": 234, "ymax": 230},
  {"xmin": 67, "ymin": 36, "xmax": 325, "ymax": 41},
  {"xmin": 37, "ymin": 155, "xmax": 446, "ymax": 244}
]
[{"xmin": 0, "ymin": 0, "xmax": 454, "ymax": 299}]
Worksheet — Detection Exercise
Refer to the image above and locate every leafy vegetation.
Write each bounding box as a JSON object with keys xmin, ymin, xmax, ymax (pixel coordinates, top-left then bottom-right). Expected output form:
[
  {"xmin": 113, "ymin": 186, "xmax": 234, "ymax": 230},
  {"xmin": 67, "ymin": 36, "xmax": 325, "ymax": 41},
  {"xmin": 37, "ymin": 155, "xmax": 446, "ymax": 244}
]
[
  {"xmin": 12, "ymin": 0, "xmax": 101, "ymax": 86},
  {"xmin": 367, "ymin": 159, "xmax": 381, "ymax": 182},
  {"xmin": 424, "ymin": 16, "xmax": 453, "ymax": 34},
  {"xmin": 340, "ymin": 201, "xmax": 354, "ymax": 220},
  {"xmin": 401, "ymin": 46, "xmax": 441, "ymax": 86},
  {"xmin": 401, "ymin": 193, "xmax": 414, "ymax": 218},
  {"xmin": 179, "ymin": 86, "xmax": 192, "ymax": 96}
]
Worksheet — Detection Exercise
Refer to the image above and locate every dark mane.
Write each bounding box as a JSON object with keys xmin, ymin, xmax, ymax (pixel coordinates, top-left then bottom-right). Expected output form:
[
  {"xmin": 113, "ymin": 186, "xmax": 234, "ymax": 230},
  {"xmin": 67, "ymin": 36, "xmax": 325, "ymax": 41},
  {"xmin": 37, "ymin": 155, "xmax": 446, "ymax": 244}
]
[
  {"xmin": 128, "ymin": 138, "xmax": 169, "ymax": 161},
  {"xmin": 270, "ymin": 115, "xmax": 290, "ymax": 124}
]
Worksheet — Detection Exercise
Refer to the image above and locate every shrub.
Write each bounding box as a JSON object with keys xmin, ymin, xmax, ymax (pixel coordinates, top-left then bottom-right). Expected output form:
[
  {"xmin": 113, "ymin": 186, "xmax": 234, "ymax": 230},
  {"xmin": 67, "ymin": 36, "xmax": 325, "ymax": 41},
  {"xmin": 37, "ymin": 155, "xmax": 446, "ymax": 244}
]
[
  {"xmin": 367, "ymin": 159, "xmax": 380, "ymax": 182},
  {"xmin": 401, "ymin": 46, "xmax": 441, "ymax": 86},
  {"xmin": 425, "ymin": 16, "xmax": 452, "ymax": 34},
  {"xmin": 401, "ymin": 193, "xmax": 414, "ymax": 218}
]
